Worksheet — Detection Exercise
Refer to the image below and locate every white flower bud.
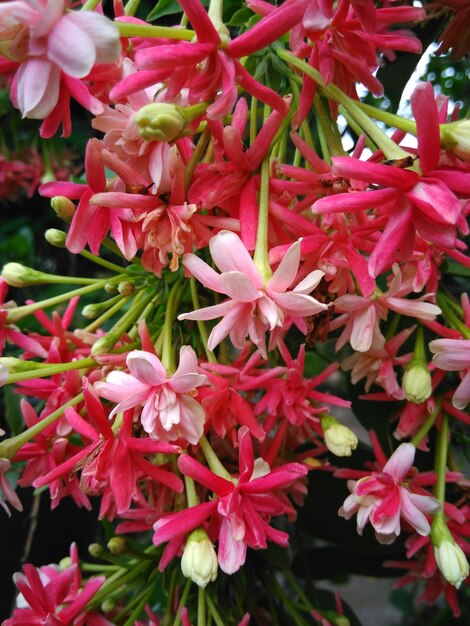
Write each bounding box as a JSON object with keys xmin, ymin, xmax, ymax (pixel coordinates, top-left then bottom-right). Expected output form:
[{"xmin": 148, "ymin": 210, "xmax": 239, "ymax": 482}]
[
  {"xmin": 45, "ymin": 229, "xmax": 67, "ymax": 248},
  {"xmin": 181, "ymin": 529, "xmax": 218, "ymax": 588},
  {"xmin": 434, "ymin": 540, "xmax": 469, "ymax": 588},
  {"xmin": 1, "ymin": 263, "xmax": 49, "ymax": 287},
  {"xmin": 50, "ymin": 196, "xmax": 76, "ymax": 221},
  {"xmin": 321, "ymin": 415, "xmax": 358, "ymax": 457},
  {"xmin": 402, "ymin": 362, "xmax": 432, "ymax": 404}
]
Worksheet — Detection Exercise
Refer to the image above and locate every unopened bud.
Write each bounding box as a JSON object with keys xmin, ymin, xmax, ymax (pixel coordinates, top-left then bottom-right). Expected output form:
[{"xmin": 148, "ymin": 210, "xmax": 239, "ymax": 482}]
[
  {"xmin": 181, "ymin": 527, "xmax": 218, "ymax": 588},
  {"xmin": 104, "ymin": 283, "xmax": 118, "ymax": 294},
  {"xmin": 1, "ymin": 263, "xmax": 51, "ymax": 287},
  {"xmin": 51, "ymin": 196, "xmax": 76, "ymax": 221},
  {"xmin": 441, "ymin": 119, "xmax": 470, "ymax": 161},
  {"xmin": 45, "ymin": 229, "xmax": 67, "ymax": 248},
  {"xmin": 0, "ymin": 357, "xmax": 46, "ymax": 375},
  {"xmin": 135, "ymin": 103, "xmax": 186, "ymax": 142},
  {"xmin": 118, "ymin": 281, "xmax": 135, "ymax": 296},
  {"xmin": 91, "ymin": 333, "xmax": 119, "ymax": 355},
  {"xmin": 402, "ymin": 362, "xmax": 432, "ymax": 404},
  {"xmin": 432, "ymin": 517, "xmax": 469, "ymax": 588},
  {"xmin": 321, "ymin": 415, "xmax": 358, "ymax": 457},
  {"xmin": 101, "ymin": 599, "xmax": 116, "ymax": 613},
  {"xmin": 107, "ymin": 537, "xmax": 129, "ymax": 555},
  {"xmin": 88, "ymin": 543, "xmax": 105, "ymax": 558}
]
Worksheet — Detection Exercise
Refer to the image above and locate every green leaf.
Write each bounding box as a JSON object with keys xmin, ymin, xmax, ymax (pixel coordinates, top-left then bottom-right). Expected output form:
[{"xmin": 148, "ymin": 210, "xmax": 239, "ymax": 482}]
[
  {"xmin": 147, "ymin": 0, "xmax": 183, "ymax": 21},
  {"xmin": 3, "ymin": 385, "xmax": 24, "ymax": 436}
]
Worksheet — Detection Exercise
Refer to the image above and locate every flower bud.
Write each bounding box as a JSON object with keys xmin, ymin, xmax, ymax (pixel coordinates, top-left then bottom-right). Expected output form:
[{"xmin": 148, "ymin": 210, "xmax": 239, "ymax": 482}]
[
  {"xmin": 107, "ymin": 537, "xmax": 128, "ymax": 555},
  {"xmin": 321, "ymin": 415, "xmax": 358, "ymax": 457},
  {"xmin": 441, "ymin": 119, "xmax": 470, "ymax": 161},
  {"xmin": 432, "ymin": 517, "xmax": 469, "ymax": 588},
  {"xmin": 0, "ymin": 357, "xmax": 47, "ymax": 376},
  {"xmin": 51, "ymin": 196, "xmax": 76, "ymax": 221},
  {"xmin": 181, "ymin": 528, "xmax": 218, "ymax": 588},
  {"xmin": 45, "ymin": 228, "xmax": 67, "ymax": 248},
  {"xmin": 1, "ymin": 263, "xmax": 50, "ymax": 287},
  {"xmin": 88, "ymin": 543, "xmax": 105, "ymax": 558},
  {"xmin": 402, "ymin": 362, "xmax": 432, "ymax": 404},
  {"xmin": 134, "ymin": 103, "xmax": 186, "ymax": 142},
  {"xmin": 118, "ymin": 281, "xmax": 135, "ymax": 296}
]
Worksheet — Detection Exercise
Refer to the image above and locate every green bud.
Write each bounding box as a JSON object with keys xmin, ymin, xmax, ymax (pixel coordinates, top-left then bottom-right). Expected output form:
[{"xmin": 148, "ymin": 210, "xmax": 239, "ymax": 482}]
[
  {"xmin": 107, "ymin": 536, "xmax": 129, "ymax": 555},
  {"xmin": 91, "ymin": 333, "xmax": 119, "ymax": 355},
  {"xmin": 118, "ymin": 281, "xmax": 135, "ymax": 296},
  {"xmin": 51, "ymin": 196, "xmax": 76, "ymax": 221},
  {"xmin": 45, "ymin": 228, "xmax": 67, "ymax": 248},
  {"xmin": 104, "ymin": 283, "xmax": 119, "ymax": 294},
  {"xmin": 134, "ymin": 103, "xmax": 186, "ymax": 142},
  {"xmin": 88, "ymin": 543, "xmax": 105, "ymax": 558},
  {"xmin": 1, "ymin": 263, "xmax": 51, "ymax": 287},
  {"xmin": 431, "ymin": 516, "xmax": 469, "ymax": 588},
  {"xmin": 0, "ymin": 357, "xmax": 47, "ymax": 375},
  {"xmin": 101, "ymin": 599, "xmax": 116, "ymax": 613},
  {"xmin": 441, "ymin": 119, "xmax": 470, "ymax": 162}
]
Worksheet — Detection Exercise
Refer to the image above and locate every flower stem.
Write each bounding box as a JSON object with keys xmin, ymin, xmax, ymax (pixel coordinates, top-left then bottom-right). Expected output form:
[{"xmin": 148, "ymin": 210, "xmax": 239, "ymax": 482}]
[
  {"xmin": 6, "ymin": 275, "xmax": 126, "ymax": 323},
  {"xmin": 162, "ymin": 281, "xmax": 183, "ymax": 373},
  {"xmin": 115, "ymin": 22, "xmax": 195, "ymax": 40},
  {"xmin": 185, "ymin": 127, "xmax": 211, "ymax": 191},
  {"xmin": 278, "ymin": 50, "xmax": 411, "ymax": 161},
  {"xmin": 198, "ymin": 587, "xmax": 206, "ymax": 626},
  {"xmin": 5, "ymin": 357, "xmax": 96, "ymax": 385},
  {"xmin": 355, "ymin": 101, "xmax": 417, "ymax": 135},
  {"xmin": 205, "ymin": 593, "xmax": 225, "ymax": 626},
  {"xmin": 410, "ymin": 396, "xmax": 442, "ymax": 448},
  {"xmin": 172, "ymin": 578, "xmax": 192, "ymax": 626},
  {"xmin": 433, "ymin": 411, "xmax": 449, "ymax": 506},
  {"xmin": 124, "ymin": 0, "xmax": 142, "ymax": 16},
  {"xmin": 253, "ymin": 156, "xmax": 272, "ymax": 282},
  {"xmin": 0, "ymin": 393, "xmax": 83, "ymax": 459},
  {"xmin": 84, "ymin": 296, "xmax": 131, "ymax": 333},
  {"xmin": 78, "ymin": 248, "xmax": 128, "ymax": 274},
  {"xmin": 185, "ymin": 474, "xmax": 199, "ymax": 507},
  {"xmin": 190, "ymin": 277, "xmax": 217, "ymax": 363},
  {"xmin": 199, "ymin": 435, "xmax": 234, "ymax": 482}
]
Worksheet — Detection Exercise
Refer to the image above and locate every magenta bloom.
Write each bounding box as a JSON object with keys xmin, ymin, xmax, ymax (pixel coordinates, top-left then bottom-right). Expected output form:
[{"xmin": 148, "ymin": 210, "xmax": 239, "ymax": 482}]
[
  {"xmin": 339, "ymin": 443, "xmax": 440, "ymax": 543},
  {"xmin": 179, "ymin": 230, "xmax": 327, "ymax": 356},
  {"xmin": 429, "ymin": 338, "xmax": 470, "ymax": 410},
  {"xmin": 95, "ymin": 347, "xmax": 207, "ymax": 445}
]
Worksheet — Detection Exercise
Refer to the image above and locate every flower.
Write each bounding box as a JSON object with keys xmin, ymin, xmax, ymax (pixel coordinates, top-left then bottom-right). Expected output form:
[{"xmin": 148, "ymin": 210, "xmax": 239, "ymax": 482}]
[
  {"xmin": 179, "ymin": 230, "xmax": 327, "ymax": 357},
  {"xmin": 432, "ymin": 516, "xmax": 470, "ymax": 589},
  {"xmin": 0, "ymin": 457, "xmax": 22, "ymax": 515},
  {"xmin": 429, "ymin": 338, "xmax": 470, "ymax": 409},
  {"xmin": 339, "ymin": 443, "xmax": 440, "ymax": 543},
  {"xmin": 95, "ymin": 346, "xmax": 207, "ymax": 445}
]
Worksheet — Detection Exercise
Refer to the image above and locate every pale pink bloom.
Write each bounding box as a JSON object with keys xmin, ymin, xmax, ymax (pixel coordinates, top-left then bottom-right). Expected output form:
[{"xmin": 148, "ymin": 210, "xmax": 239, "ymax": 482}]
[
  {"xmin": 429, "ymin": 338, "xmax": 470, "ymax": 409},
  {"xmin": 0, "ymin": 0, "xmax": 120, "ymax": 119},
  {"xmin": 179, "ymin": 230, "xmax": 327, "ymax": 357},
  {"xmin": 0, "ymin": 458, "xmax": 23, "ymax": 515},
  {"xmin": 339, "ymin": 443, "xmax": 440, "ymax": 544},
  {"xmin": 332, "ymin": 266, "xmax": 441, "ymax": 352},
  {"xmin": 95, "ymin": 347, "xmax": 207, "ymax": 445}
]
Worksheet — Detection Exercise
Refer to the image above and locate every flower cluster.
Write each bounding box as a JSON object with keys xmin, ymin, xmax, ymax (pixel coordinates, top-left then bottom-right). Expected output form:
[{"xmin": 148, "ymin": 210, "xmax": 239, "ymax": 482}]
[{"xmin": 0, "ymin": 0, "xmax": 469, "ymax": 624}]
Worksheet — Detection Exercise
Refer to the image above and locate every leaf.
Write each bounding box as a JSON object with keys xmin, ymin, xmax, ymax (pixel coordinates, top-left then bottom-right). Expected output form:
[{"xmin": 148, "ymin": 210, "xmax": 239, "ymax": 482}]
[
  {"xmin": 3, "ymin": 385, "xmax": 24, "ymax": 436},
  {"xmin": 227, "ymin": 7, "xmax": 252, "ymax": 27},
  {"xmin": 147, "ymin": 0, "xmax": 183, "ymax": 21}
]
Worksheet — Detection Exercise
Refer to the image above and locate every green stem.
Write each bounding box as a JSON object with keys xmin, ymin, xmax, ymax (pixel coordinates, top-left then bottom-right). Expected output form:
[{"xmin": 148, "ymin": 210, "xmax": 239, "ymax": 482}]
[
  {"xmin": 87, "ymin": 560, "xmax": 151, "ymax": 609},
  {"xmin": 340, "ymin": 107, "xmax": 378, "ymax": 152},
  {"xmin": 278, "ymin": 50, "xmax": 410, "ymax": 161},
  {"xmin": 124, "ymin": 0, "xmax": 142, "ymax": 16},
  {"xmin": 199, "ymin": 436, "xmax": 233, "ymax": 482},
  {"xmin": 82, "ymin": 0, "xmax": 101, "ymax": 9},
  {"xmin": 5, "ymin": 357, "xmax": 96, "ymax": 385},
  {"xmin": 0, "ymin": 393, "xmax": 83, "ymax": 459},
  {"xmin": 162, "ymin": 281, "xmax": 183, "ymax": 373},
  {"xmin": 250, "ymin": 97, "xmax": 258, "ymax": 147},
  {"xmin": 78, "ymin": 248, "xmax": 128, "ymax": 274},
  {"xmin": 253, "ymin": 156, "xmax": 272, "ymax": 281},
  {"xmin": 121, "ymin": 584, "xmax": 154, "ymax": 626},
  {"xmin": 198, "ymin": 587, "xmax": 206, "ymax": 626},
  {"xmin": 185, "ymin": 127, "xmax": 211, "ymax": 191},
  {"xmin": 6, "ymin": 276, "xmax": 125, "ymax": 323},
  {"xmin": 185, "ymin": 474, "xmax": 199, "ymax": 507},
  {"xmin": 115, "ymin": 22, "xmax": 195, "ymax": 41},
  {"xmin": 313, "ymin": 95, "xmax": 346, "ymax": 157},
  {"xmin": 411, "ymin": 396, "xmax": 442, "ymax": 448},
  {"xmin": 190, "ymin": 277, "xmax": 216, "ymax": 363},
  {"xmin": 172, "ymin": 578, "xmax": 192, "ymax": 626},
  {"xmin": 205, "ymin": 594, "xmax": 225, "ymax": 626},
  {"xmin": 84, "ymin": 296, "xmax": 131, "ymax": 333},
  {"xmin": 433, "ymin": 411, "xmax": 449, "ymax": 505},
  {"xmin": 355, "ymin": 101, "xmax": 417, "ymax": 135},
  {"xmin": 437, "ymin": 293, "xmax": 470, "ymax": 338}
]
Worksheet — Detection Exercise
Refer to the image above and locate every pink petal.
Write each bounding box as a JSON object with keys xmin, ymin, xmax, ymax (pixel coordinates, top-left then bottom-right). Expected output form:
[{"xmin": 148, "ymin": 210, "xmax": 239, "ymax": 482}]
[
  {"xmin": 411, "ymin": 82, "xmax": 440, "ymax": 173},
  {"xmin": 349, "ymin": 304, "xmax": 376, "ymax": 352},
  {"xmin": 382, "ymin": 443, "xmax": 415, "ymax": 482},
  {"xmin": 127, "ymin": 350, "xmax": 167, "ymax": 385},
  {"xmin": 153, "ymin": 501, "xmax": 218, "ymax": 544},
  {"xmin": 17, "ymin": 58, "xmax": 60, "ymax": 118},
  {"xmin": 182, "ymin": 253, "xmax": 224, "ymax": 293},
  {"xmin": 220, "ymin": 271, "xmax": 261, "ymax": 302},
  {"xmin": 332, "ymin": 157, "xmax": 419, "ymax": 190},
  {"xmin": 217, "ymin": 516, "xmax": 247, "ymax": 575},
  {"xmin": 65, "ymin": 11, "xmax": 121, "ymax": 65},
  {"xmin": 268, "ymin": 240, "xmax": 300, "ymax": 291},
  {"xmin": 293, "ymin": 269, "xmax": 324, "ymax": 294},
  {"xmin": 48, "ymin": 14, "xmax": 97, "ymax": 78},
  {"xmin": 453, "ymin": 369, "xmax": 470, "ymax": 410},
  {"xmin": 210, "ymin": 231, "xmax": 263, "ymax": 287},
  {"xmin": 399, "ymin": 490, "xmax": 431, "ymax": 536},
  {"xmin": 268, "ymin": 291, "xmax": 327, "ymax": 316}
]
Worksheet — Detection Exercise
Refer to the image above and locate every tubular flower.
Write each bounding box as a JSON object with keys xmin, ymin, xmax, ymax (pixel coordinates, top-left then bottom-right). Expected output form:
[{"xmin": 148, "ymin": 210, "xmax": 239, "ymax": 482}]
[
  {"xmin": 95, "ymin": 347, "xmax": 207, "ymax": 445},
  {"xmin": 339, "ymin": 443, "xmax": 440, "ymax": 543},
  {"xmin": 179, "ymin": 230, "xmax": 327, "ymax": 357}
]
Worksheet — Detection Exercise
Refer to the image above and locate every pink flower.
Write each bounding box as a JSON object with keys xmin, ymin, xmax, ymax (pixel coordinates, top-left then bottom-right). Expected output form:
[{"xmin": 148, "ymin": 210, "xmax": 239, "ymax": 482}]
[
  {"xmin": 95, "ymin": 347, "xmax": 207, "ymax": 445},
  {"xmin": 339, "ymin": 443, "xmax": 440, "ymax": 543},
  {"xmin": 1, "ymin": 0, "xmax": 121, "ymax": 120},
  {"xmin": 179, "ymin": 230, "xmax": 327, "ymax": 357},
  {"xmin": 429, "ymin": 338, "xmax": 470, "ymax": 409},
  {"xmin": 0, "ymin": 457, "xmax": 23, "ymax": 515}
]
